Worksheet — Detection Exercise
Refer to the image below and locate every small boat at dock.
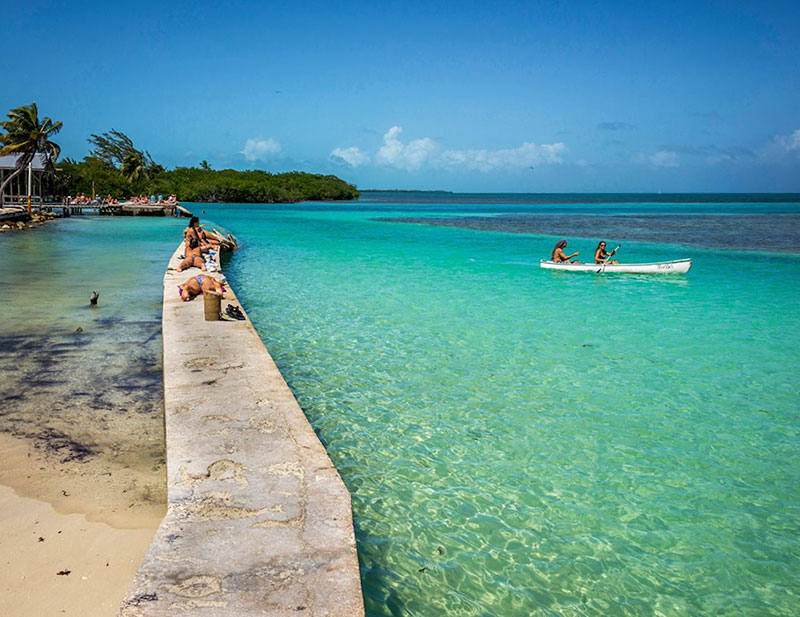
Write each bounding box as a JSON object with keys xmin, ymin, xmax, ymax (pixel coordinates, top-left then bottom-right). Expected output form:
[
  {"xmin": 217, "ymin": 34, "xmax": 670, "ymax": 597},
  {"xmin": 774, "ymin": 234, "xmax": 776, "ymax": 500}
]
[{"xmin": 540, "ymin": 258, "xmax": 692, "ymax": 274}]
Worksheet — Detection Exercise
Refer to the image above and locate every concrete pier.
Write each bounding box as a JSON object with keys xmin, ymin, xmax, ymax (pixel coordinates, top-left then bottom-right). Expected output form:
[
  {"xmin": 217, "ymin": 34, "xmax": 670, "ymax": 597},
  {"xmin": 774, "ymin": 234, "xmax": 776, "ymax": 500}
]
[{"xmin": 120, "ymin": 246, "xmax": 364, "ymax": 616}]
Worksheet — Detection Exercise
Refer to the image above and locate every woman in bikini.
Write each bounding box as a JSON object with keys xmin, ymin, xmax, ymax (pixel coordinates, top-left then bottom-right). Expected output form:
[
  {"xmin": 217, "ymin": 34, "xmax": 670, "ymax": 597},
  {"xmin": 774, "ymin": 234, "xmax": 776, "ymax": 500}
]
[
  {"xmin": 184, "ymin": 216, "xmax": 222, "ymax": 251},
  {"xmin": 177, "ymin": 237, "xmax": 206, "ymax": 272},
  {"xmin": 178, "ymin": 275, "xmax": 226, "ymax": 302},
  {"xmin": 594, "ymin": 241, "xmax": 618, "ymax": 264},
  {"xmin": 551, "ymin": 239, "xmax": 580, "ymax": 263}
]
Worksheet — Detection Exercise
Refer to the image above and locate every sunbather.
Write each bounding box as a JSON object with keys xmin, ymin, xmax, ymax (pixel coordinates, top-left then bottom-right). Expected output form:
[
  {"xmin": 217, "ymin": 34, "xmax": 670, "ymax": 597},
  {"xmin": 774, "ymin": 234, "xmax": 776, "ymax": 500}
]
[
  {"xmin": 178, "ymin": 274, "xmax": 226, "ymax": 302},
  {"xmin": 177, "ymin": 237, "xmax": 206, "ymax": 272}
]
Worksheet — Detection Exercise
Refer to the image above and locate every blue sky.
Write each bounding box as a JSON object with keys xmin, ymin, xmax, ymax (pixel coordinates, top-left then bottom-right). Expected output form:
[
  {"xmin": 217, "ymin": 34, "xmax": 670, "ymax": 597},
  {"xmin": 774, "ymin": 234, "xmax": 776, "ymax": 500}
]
[{"xmin": 3, "ymin": 0, "xmax": 799, "ymax": 192}]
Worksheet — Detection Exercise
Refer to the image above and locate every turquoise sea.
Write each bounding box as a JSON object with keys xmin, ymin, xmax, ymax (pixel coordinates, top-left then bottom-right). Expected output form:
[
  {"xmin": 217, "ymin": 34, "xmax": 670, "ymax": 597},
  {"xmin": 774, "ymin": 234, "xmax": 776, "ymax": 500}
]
[{"xmin": 2, "ymin": 194, "xmax": 799, "ymax": 616}]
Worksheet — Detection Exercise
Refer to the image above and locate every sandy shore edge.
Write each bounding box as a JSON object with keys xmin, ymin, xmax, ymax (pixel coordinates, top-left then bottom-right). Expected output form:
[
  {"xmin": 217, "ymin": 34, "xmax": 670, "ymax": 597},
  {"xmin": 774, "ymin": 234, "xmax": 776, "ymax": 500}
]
[
  {"xmin": 0, "ymin": 383, "xmax": 165, "ymax": 617},
  {"xmin": 0, "ymin": 482, "xmax": 158, "ymax": 617}
]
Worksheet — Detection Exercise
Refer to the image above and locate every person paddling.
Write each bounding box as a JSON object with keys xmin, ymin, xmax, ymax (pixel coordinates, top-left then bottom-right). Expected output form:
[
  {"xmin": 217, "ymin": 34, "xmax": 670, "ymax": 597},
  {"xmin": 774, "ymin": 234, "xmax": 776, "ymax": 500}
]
[
  {"xmin": 552, "ymin": 239, "xmax": 580, "ymax": 263},
  {"xmin": 594, "ymin": 241, "xmax": 618, "ymax": 264}
]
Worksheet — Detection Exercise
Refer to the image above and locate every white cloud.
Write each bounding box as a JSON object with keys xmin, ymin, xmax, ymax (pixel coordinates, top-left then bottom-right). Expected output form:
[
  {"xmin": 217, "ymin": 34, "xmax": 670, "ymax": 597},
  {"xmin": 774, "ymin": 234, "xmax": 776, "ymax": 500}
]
[
  {"xmin": 440, "ymin": 142, "xmax": 565, "ymax": 171},
  {"xmin": 776, "ymin": 128, "xmax": 800, "ymax": 153},
  {"xmin": 241, "ymin": 138, "xmax": 281, "ymax": 161},
  {"xmin": 756, "ymin": 129, "xmax": 800, "ymax": 164},
  {"xmin": 649, "ymin": 150, "xmax": 679, "ymax": 168},
  {"xmin": 330, "ymin": 146, "xmax": 370, "ymax": 167},
  {"xmin": 375, "ymin": 126, "xmax": 437, "ymax": 170},
  {"xmin": 333, "ymin": 126, "xmax": 566, "ymax": 172}
]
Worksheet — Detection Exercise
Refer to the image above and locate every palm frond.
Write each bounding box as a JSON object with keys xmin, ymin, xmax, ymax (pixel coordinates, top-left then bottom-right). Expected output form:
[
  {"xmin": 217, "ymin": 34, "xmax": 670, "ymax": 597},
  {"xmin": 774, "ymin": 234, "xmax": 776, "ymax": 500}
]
[{"xmin": 0, "ymin": 102, "xmax": 62, "ymax": 168}]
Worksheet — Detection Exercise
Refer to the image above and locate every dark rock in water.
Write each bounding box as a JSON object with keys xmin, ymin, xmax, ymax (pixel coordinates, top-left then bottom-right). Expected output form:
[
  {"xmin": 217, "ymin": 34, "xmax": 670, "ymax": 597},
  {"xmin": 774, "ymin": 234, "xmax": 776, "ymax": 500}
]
[
  {"xmin": 75, "ymin": 327, "xmax": 83, "ymax": 333},
  {"xmin": 90, "ymin": 291, "xmax": 100, "ymax": 306}
]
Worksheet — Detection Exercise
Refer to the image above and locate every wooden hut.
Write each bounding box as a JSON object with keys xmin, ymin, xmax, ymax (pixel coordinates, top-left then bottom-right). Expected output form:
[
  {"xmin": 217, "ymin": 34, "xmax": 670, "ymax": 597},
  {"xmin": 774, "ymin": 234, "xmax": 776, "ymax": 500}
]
[{"xmin": 0, "ymin": 153, "xmax": 56, "ymax": 208}]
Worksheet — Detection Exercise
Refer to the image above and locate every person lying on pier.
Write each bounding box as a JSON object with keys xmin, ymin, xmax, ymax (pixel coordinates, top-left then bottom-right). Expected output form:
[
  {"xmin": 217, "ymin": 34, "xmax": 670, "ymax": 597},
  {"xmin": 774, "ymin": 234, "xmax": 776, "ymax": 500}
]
[
  {"xmin": 177, "ymin": 237, "xmax": 206, "ymax": 272},
  {"xmin": 178, "ymin": 274, "xmax": 225, "ymax": 301}
]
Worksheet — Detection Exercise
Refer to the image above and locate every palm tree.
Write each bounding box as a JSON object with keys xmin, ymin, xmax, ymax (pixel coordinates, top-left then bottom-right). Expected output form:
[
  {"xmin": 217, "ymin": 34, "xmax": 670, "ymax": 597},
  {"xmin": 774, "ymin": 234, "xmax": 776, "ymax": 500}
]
[
  {"xmin": 121, "ymin": 151, "xmax": 148, "ymax": 183},
  {"xmin": 0, "ymin": 103, "xmax": 62, "ymax": 211}
]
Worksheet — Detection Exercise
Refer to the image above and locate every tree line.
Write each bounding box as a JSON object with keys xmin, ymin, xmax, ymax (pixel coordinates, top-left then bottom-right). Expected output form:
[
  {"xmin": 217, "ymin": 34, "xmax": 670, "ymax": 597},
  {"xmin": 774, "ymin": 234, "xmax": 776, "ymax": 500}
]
[
  {"xmin": 58, "ymin": 157, "xmax": 360, "ymax": 203},
  {"xmin": 1, "ymin": 102, "xmax": 359, "ymax": 205}
]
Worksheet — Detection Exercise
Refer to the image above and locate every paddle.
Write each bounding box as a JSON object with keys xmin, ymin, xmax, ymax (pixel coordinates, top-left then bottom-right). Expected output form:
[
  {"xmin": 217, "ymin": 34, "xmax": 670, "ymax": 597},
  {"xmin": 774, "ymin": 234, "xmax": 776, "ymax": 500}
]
[{"xmin": 596, "ymin": 244, "xmax": 621, "ymax": 273}]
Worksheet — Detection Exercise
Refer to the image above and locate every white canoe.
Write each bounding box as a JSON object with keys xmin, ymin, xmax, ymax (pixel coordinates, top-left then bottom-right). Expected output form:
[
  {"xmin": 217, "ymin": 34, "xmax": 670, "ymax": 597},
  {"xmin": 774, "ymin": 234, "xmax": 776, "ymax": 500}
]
[{"xmin": 540, "ymin": 258, "xmax": 692, "ymax": 274}]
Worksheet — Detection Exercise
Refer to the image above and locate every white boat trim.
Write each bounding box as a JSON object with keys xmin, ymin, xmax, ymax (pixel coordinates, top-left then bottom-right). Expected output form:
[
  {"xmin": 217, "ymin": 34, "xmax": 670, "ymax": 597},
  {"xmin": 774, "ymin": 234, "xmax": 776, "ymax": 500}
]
[{"xmin": 540, "ymin": 258, "xmax": 692, "ymax": 274}]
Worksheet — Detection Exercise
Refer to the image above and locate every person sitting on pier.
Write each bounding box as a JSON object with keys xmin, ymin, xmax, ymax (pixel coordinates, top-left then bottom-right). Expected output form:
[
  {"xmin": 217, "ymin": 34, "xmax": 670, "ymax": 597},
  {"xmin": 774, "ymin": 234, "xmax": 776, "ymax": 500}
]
[
  {"xmin": 177, "ymin": 237, "xmax": 206, "ymax": 272},
  {"xmin": 184, "ymin": 217, "xmax": 210, "ymax": 251},
  {"xmin": 185, "ymin": 216, "xmax": 222, "ymax": 251},
  {"xmin": 178, "ymin": 274, "xmax": 225, "ymax": 302}
]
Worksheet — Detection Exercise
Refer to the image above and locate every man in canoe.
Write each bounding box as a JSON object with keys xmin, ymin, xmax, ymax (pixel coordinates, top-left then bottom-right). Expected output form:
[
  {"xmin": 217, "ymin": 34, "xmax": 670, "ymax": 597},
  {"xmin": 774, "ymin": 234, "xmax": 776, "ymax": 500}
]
[
  {"xmin": 552, "ymin": 239, "xmax": 580, "ymax": 263},
  {"xmin": 594, "ymin": 241, "xmax": 618, "ymax": 264}
]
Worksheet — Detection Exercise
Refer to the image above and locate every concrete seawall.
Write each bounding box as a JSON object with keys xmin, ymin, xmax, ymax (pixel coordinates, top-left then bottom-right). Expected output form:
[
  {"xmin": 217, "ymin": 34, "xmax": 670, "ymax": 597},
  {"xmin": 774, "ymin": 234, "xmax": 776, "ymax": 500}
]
[{"xmin": 120, "ymin": 245, "xmax": 364, "ymax": 616}]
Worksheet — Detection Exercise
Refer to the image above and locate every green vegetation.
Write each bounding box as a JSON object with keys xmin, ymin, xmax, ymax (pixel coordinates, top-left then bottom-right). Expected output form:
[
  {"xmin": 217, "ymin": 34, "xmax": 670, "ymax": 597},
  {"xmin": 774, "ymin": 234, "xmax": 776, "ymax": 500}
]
[
  {"xmin": 149, "ymin": 167, "xmax": 359, "ymax": 202},
  {"xmin": 2, "ymin": 102, "xmax": 359, "ymax": 204},
  {"xmin": 0, "ymin": 103, "xmax": 62, "ymax": 208},
  {"xmin": 58, "ymin": 160, "xmax": 359, "ymax": 202}
]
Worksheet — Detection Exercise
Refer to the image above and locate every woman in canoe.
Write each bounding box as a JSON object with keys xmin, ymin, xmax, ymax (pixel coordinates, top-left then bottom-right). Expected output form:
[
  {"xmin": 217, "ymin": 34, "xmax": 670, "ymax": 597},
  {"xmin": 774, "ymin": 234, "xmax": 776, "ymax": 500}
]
[
  {"xmin": 552, "ymin": 239, "xmax": 580, "ymax": 263},
  {"xmin": 594, "ymin": 241, "xmax": 618, "ymax": 264}
]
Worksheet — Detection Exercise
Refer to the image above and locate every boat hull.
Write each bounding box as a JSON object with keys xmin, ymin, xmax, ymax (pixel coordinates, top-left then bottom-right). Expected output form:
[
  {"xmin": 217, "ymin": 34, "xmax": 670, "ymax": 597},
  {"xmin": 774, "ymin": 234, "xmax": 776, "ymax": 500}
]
[{"xmin": 540, "ymin": 258, "xmax": 692, "ymax": 274}]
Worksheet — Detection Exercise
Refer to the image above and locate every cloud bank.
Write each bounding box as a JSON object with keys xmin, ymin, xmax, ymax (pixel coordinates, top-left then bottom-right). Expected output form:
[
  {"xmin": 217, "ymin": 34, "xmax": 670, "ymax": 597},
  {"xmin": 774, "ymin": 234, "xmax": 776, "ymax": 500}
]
[
  {"xmin": 775, "ymin": 128, "xmax": 800, "ymax": 153},
  {"xmin": 650, "ymin": 151, "xmax": 679, "ymax": 168},
  {"xmin": 634, "ymin": 150, "xmax": 680, "ymax": 168},
  {"xmin": 375, "ymin": 126, "xmax": 437, "ymax": 170},
  {"xmin": 331, "ymin": 146, "xmax": 370, "ymax": 167},
  {"xmin": 241, "ymin": 138, "xmax": 281, "ymax": 161},
  {"xmin": 331, "ymin": 126, "xmax": 565, "ymax": 172},
  {"xmin": 439, "ymin": 142, "xmax": 565, "ymax": 171}
]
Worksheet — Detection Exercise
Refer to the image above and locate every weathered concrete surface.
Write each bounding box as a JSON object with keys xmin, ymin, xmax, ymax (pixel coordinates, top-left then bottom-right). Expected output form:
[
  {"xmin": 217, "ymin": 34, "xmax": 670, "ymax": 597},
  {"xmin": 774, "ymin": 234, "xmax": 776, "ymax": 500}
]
[{"xmin": 120, "ymin": 246, "xmax": 364, "ymax": 616}]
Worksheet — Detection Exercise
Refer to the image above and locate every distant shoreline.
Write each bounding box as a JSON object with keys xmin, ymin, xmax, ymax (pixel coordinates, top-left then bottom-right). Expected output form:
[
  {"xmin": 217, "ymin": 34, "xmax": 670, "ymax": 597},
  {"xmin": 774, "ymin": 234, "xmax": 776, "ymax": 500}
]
[
  {"xmin": 358, "ymin": 191, "xmax": 800, "ymax": 204},
  {"xmin": 361, "ymin": 189, "xmax": 454, "ymax": 194}
]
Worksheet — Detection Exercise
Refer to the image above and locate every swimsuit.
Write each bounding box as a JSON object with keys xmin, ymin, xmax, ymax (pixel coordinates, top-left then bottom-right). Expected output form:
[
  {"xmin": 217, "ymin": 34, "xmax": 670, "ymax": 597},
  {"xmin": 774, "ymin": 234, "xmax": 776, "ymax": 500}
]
[
  {"xmin": 178, "ymin": 275, "xmax": 207, "ymax": 299},
  {"xmin": 177, "ymin": 275, "xmax": 225, "ymax": 298}
]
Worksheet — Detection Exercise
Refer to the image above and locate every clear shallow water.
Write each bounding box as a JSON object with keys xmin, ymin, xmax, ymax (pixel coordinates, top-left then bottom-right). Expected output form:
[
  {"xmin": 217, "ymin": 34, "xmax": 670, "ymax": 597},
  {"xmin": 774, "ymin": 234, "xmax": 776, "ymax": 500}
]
[
  {"xmin": 0, "ymin": 217, "xmax": 183, "ymax": 473},
  {"xmin": 199, "ymin": 196, "xmax": 800, "ymax": 617},
  {"xmin": 3, "ymin": 199, "xmax": 798, "ymax": 616}
]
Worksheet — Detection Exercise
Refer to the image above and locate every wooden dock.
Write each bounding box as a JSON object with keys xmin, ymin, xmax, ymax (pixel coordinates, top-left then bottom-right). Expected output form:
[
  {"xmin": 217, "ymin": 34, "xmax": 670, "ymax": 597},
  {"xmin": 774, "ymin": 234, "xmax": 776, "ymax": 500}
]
[{"xmin": 42, "ymin": 203, "xmax": 183, "ymax": 217}]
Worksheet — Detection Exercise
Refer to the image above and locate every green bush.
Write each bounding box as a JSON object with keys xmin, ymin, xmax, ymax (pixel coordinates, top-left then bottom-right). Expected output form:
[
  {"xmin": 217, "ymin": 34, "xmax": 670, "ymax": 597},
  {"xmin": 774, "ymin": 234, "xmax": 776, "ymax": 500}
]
[{"xmin": 55, "ymin": 160, "xmax": 359, "ymax": 203}]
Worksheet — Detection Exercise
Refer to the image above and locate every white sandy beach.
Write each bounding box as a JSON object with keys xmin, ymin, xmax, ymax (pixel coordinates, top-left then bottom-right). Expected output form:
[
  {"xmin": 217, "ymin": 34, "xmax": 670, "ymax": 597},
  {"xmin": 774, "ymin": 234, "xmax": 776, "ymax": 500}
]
[{"xmin": 0, "ymin": 433, "xmax": 164, "ymax": 617}]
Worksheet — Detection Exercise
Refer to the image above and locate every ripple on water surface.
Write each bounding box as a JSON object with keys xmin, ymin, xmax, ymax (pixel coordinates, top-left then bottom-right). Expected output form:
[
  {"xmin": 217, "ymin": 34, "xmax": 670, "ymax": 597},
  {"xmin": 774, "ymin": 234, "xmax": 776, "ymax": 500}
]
[{"xmin": 206, "ymin": 201, "xmax": 800, "ymax": 617}]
